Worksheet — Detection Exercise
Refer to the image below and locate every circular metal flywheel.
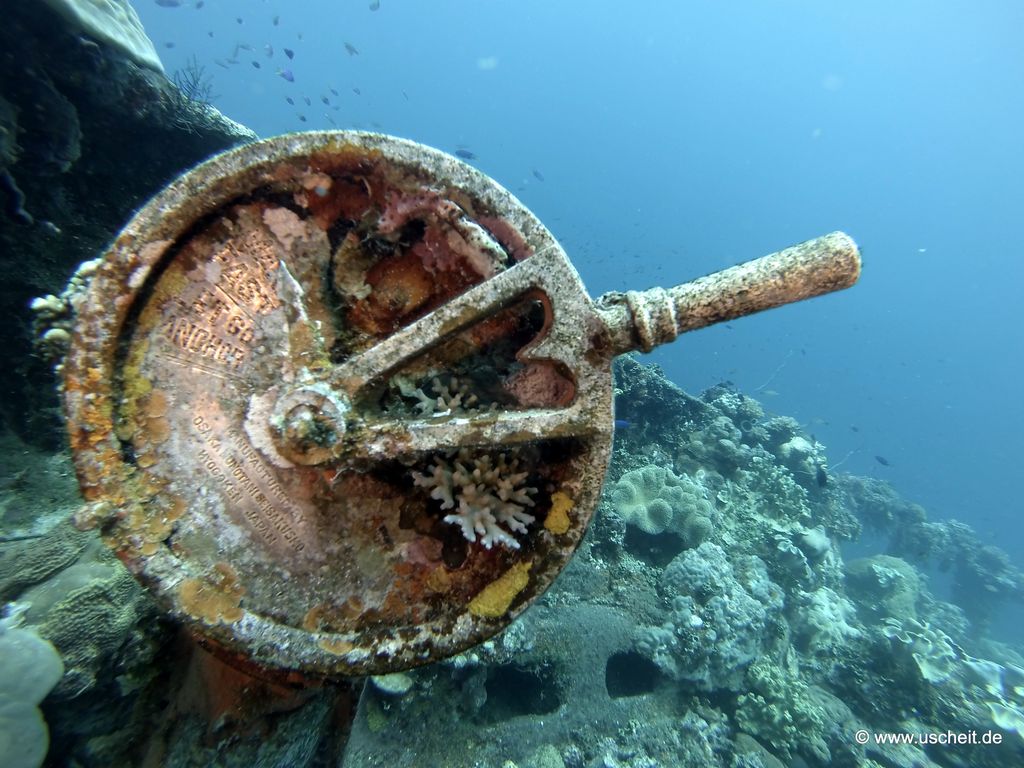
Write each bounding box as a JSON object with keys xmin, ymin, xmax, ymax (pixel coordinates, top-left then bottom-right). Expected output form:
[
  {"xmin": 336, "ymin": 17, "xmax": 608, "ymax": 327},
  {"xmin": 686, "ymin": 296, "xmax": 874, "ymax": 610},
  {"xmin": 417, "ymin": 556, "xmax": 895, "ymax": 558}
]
[
  {"xmin": 64, "ymin": 131, "xmax": 861, "ymax": 678},
  {"xmin": 64, "ymin": 132, "xmax": 618, "ymax": 677}
]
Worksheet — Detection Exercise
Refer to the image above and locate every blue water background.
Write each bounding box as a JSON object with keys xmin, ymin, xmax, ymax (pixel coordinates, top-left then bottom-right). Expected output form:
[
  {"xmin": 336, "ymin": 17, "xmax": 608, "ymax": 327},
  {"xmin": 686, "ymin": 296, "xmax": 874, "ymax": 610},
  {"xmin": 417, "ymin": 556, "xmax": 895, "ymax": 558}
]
[{"xmin": 136, "ymin": 1, "xmax": 1023, "ymax": 563}]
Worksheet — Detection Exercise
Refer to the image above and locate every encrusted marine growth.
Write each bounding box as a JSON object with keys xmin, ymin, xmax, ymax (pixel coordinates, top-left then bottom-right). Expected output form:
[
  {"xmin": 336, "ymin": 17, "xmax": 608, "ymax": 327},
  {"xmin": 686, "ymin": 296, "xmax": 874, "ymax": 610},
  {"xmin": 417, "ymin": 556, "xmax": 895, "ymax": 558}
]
[
  {"xmin": 735, "ymin": 658, "xmax": 829, "ymax": 763},
  {"xmin": 883, "ymin": 616, "xmax": 960, "ymax": 684},
  {"xmin": 609, "ymin": 464, "xmax": 713, "ymax": 539},
  {"xmin": 413, "ymin": 449, "xmax": 538, "ymax": 550},
  {"xmin": 30, "ymin": 258, "xmax": 101, "ymax": 368},
  {"xmin": 636, "ymin": 542, "xmax": 784, "ymax": 691}
]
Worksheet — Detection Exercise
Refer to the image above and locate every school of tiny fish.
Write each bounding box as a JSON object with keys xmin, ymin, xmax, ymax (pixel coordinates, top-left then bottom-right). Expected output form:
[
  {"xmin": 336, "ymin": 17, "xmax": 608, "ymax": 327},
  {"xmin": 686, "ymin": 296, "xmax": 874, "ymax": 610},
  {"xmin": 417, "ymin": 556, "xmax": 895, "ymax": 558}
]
[{"xmin": 156, "ymin": 1, "xmax": 545, "ymax": 179}]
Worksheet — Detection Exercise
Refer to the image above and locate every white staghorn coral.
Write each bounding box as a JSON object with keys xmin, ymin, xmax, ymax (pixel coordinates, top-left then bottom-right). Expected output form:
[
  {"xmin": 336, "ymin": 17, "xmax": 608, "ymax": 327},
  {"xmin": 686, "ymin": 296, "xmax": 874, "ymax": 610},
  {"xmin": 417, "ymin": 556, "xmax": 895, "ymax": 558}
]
[
  {"xmin": 394, "ymin": 375, "xmax": 482, "ymax": 416},
  {"xmin": 413, "ymin": 449, "xmax": 537, "ymax": 549}
]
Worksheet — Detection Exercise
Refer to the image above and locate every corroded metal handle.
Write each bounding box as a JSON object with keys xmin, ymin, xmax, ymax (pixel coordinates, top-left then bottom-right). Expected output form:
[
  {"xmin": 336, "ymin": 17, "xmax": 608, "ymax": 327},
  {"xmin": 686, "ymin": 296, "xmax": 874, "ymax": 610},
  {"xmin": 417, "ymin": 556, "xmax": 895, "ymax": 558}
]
[{"xmin": 595, "ymin": 231, "xmax": 861, "ymax": 355}]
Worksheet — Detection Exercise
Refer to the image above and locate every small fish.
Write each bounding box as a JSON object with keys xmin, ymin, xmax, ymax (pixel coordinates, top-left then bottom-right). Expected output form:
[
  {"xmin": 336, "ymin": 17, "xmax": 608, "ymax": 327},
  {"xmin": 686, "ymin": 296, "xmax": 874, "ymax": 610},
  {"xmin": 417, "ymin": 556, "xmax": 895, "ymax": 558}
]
[
  {"xmin": 327, "ymin": 114, "xmax": 337, "ymax": 125},
  {"xmin": 761, "ymin": 389, "xmax": 780, "ymax": 397},
  {"xmin": 850, "ymin": 425, "xmax": 860, "ymax": 432},
  {"xmin": 284, "ymin": 48, "xmax": 294, "ymax": 59},
  {"xmin": 454, "ymin": 148, "xmax": 476, "ymax": 160},
  {"xmin": 321, "ymin": 96, "xmax": 329, "ymax": 105},
  {"xmin": 298, "ymin": 114, "xmax": 307, "ymax": 122},
  {"xmin": 236, "ymin": 17, "xmax": 243, "ymax": 24},
  {"xmin": 369, "ymin": 0, "xmax": 381, "ymax": 9},
  {"xmin": 352, "ymin": 87, "xmax": 361, "ymax": 95},
  {"xmin": 303, "ymin": 95, "xmax": 311, "ymax": 106},
  {"xmin": 532, "ymin": 169, "xmax": 545, "ymax": 182},
  {"xmin": 273, "ymin": 15, "xmax": 280, "ymax": 26},
  {"xmin": 330, "ymin": 87, "xmax": 339, "ymax": 96},
  {"xmin": 402, "ymin": 89, "xmax": 409, "ymax": 100},
  {"xmin": 816, "ymin": 465, "xmax": 828, "ymax": 487},
  {"xmin": 156, "ymin": 0, "xmax": 182, "ymax": 7},
  {"xmin": 614, "ymin": 419, "xmax": 632, "ymax": 430},
  {"xmin": 277, "ymin": 68, "xmax": 294, "ymax": 82},
  {"xmin": 195, "ymin": 0, "xmax": 204, "ymax": 8},
  {"xmin": 264, "ymin": 43, "xmax": 273, "ymax": 58},
  {"xmin": 207, "ymin": 31, "xmax": 214, "ymax": 37},
  {"xmin": 251, "ymin": 61, "xmax": 261, "ymax": 69},
  {"xmin": 875, "ymin": 455, "xmax": 891, "ymax": 467},
  {"xmin": 286, "ymin": 96, "xmax": 294, "ymax": 105},
  {"xmin": 345, "ymin": 42, "xmax": 359, "ymax": 56},
  {"xmin": 164, "ymin": 42, "xmax": 175, "ymax": 48}
]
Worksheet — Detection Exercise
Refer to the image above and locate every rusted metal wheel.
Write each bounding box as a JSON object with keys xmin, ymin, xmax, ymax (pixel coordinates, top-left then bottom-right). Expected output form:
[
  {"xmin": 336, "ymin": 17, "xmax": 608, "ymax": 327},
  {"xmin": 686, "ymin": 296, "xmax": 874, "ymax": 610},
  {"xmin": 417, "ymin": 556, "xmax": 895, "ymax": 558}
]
[{"xmin": 65, "ymin": 132, "xmax": 616, "ymax": 677}]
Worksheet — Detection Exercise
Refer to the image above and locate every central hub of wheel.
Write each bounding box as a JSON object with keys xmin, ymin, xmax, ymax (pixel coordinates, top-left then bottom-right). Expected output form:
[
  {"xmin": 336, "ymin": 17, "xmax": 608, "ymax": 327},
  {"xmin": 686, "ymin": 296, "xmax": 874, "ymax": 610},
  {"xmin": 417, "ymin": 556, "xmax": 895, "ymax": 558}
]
[{"xmin": 272, "ymin": 384, "xmax": 349, "ymax": 466}]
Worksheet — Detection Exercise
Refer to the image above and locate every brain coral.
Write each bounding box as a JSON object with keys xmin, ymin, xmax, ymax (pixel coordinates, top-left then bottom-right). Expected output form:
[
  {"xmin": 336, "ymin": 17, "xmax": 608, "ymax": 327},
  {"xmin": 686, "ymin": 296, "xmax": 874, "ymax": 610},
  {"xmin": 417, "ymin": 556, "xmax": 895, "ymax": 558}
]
[{"xmin": 610, "ymin": 465, "xmax": 712, "ymax": 538}]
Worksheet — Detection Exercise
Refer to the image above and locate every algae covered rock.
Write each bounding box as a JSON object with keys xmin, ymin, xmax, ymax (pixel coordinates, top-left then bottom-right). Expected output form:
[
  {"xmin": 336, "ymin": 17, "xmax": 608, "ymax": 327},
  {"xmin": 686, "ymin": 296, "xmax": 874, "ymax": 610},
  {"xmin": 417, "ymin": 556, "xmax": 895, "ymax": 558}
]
[
  {"xmin": 39, "ymin": 0, "xmax": 163, "ymax": 72},
  {"xmin": 734, "ymin": 659, "xmax": 828, "ymax": 764},
  {"xmin": 0, "ymin": 0, "xmax": 255, "ymax": 446},
  {"xmin": 0, "ymin": 518, "xmax": 89, "ymax": 601},
  {"xmin": 790, "ymin": 586, "xmax": 861, "ymax": 655},
  {"xmin": 636, "ymin": 542, "xmax": 784, "ymax": 690},
  {"xmin": 846, "ymin": 554, "xmax": 922, "ymax": 621}
]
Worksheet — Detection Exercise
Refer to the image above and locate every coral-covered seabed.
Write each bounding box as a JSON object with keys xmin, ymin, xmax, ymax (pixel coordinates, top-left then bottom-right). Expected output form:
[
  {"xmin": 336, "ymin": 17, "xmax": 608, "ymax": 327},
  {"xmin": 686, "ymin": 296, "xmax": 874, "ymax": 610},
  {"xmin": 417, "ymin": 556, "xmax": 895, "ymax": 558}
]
[
  {"xmin": 339, "ymin": 357, "xmax": 1024, "ymax": 768},
  {"xmin": 2, "ymin": 356, "xmax": 1023, "ymax": 767}
]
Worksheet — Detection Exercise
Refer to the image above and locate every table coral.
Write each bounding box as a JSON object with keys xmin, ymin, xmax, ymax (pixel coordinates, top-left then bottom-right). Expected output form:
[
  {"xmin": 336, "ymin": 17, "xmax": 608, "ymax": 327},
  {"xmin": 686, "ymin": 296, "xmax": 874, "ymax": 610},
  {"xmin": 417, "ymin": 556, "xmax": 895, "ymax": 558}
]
[{"xmin": 882, "ymin": 617, "xmax": 959, "ymax": 684}]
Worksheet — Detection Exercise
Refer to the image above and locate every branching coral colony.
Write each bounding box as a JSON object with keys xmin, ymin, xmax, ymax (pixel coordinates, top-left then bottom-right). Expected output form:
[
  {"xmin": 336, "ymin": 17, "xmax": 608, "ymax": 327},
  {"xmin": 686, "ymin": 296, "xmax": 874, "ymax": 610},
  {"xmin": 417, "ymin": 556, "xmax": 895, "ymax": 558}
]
[
  {"xmin": 413, "ymin": 450, "xmax": 537, "ymax": 550},
  {"xmin": 399, "ymin": 375, "xmax": 538, "ymax": 549}
]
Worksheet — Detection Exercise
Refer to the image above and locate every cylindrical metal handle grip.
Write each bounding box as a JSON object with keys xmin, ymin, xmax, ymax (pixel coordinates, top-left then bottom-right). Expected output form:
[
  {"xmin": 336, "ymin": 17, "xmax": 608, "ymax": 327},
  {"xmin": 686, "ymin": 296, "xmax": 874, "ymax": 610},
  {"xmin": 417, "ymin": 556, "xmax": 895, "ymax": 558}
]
[{"xmin": 595, "ymin": 231, "xmax": 861, "ymax": 355}]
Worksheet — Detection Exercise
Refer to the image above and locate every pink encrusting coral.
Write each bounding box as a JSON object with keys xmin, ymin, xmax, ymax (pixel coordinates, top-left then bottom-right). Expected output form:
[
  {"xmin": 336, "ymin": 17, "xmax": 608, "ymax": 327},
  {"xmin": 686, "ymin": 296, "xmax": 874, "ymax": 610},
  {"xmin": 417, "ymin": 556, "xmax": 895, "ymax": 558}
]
[
  {"xmin": 377, "ymin": 190, "xmax": 459, "ymax": 234},
  {"xmin": 378, "ymin": 189, "xmax": 503, "ymax": 281}
]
